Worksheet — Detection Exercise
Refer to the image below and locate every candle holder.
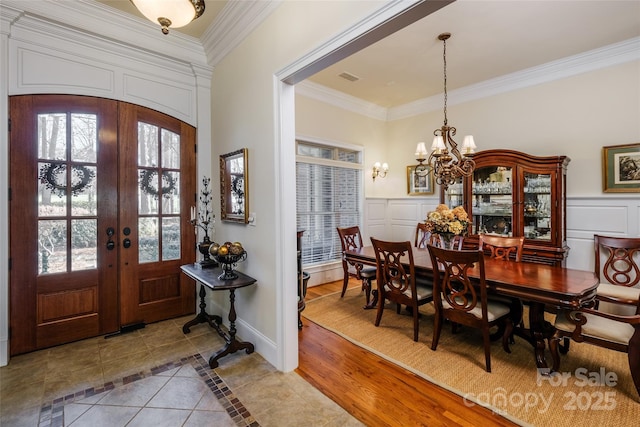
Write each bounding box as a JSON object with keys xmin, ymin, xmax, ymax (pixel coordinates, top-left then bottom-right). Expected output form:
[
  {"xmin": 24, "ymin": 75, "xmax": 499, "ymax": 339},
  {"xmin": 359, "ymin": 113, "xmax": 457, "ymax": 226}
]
[{"xmin": 191, "ymin": 177, "xmax": 216, "ymax": 268}]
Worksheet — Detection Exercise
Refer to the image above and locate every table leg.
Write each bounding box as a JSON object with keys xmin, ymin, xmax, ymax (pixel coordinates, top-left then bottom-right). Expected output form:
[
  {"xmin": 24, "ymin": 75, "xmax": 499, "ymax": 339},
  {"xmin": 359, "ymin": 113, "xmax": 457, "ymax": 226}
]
[
  {"xmin": 513, "ymin": 302, "xmax": 556, "ymax": 370},
  {"xmin": 209, "ymin": 289, "xmax": 255, "ymax": 368},
  {"xmin": 182, "ymin": 284, "xmax": 222, "ymax": 334}
]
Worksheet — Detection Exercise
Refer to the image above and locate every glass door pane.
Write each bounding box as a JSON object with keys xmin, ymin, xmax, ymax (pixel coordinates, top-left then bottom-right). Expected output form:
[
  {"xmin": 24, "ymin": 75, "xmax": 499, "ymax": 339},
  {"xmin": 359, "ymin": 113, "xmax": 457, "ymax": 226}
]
[
  {"xmin": 37, "ymin": 112, "xmax": 99, "ymax": 274},
  {"xmin": 523, "ymin": 172, "xmax": 552, "ymax": 241},
  {"xmin": 137, "ymin": 122, "xmax": 181, "ymax": 263},
  {"xmin": 472, "ymin": 166, "xmax": 513, "ymax": 235}
]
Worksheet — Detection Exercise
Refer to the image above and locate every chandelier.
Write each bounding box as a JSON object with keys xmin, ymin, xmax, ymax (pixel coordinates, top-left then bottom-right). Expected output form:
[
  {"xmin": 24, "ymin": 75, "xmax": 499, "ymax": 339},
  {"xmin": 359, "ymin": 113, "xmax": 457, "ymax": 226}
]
[
  {"xmin": 130, "ymin": 0, "xmax": 205, "ymax": 35},
  {"xmin": 414, "ymin": 33, "xmax": 476, "ymax": 191}
]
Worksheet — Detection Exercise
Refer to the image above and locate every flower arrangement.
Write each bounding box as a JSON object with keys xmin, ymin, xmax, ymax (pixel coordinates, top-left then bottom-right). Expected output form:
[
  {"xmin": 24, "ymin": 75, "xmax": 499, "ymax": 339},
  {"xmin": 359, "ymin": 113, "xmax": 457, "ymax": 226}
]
[{"xmin": 424, "ymin": 204, "xmax": 469, "ymax": 237}]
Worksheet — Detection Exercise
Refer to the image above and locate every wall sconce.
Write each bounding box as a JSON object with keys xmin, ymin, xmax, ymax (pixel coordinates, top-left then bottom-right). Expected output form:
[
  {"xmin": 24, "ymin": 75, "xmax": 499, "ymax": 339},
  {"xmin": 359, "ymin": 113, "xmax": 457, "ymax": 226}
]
[
  {"xmin": 131, "ymin": 0, "xmax": 206, "ymax": 34},
  {"xmin": 372, "ymin": 162, "xmax": 389, "ymax": 181}
]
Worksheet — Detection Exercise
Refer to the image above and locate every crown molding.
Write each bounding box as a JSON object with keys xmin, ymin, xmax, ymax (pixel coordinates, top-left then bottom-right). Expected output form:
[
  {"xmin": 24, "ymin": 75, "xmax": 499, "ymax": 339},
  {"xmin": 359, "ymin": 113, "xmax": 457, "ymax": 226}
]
[
  {"xmin": 296, "ymin": 80, "xmax": 388, "ymax": 121},
  {"xmin": 297, "ymin": 36, "xmax": 640, "ymax": 122},
  {"xmin": 202, "ymin": 0, "xmax": 281, "ymax": 67},
  {"xmin": 389, "ymin": 36, "xmax": 640, "ymax": 121}
]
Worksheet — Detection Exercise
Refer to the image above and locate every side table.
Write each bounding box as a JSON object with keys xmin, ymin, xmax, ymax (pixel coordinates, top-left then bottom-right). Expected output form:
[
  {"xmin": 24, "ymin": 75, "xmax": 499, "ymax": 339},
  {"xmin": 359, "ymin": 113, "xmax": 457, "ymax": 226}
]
[{"xmin": 180, "ymin": 264, "xmax": 257, "ymax": 368}]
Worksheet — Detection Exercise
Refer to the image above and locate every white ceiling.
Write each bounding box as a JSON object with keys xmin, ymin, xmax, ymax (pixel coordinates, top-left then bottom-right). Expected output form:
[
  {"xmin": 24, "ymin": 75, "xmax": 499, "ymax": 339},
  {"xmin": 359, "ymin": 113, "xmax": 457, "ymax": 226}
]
[{"xmin": 97, "ymin": 1, "xmax": 640, "ymax": 108}]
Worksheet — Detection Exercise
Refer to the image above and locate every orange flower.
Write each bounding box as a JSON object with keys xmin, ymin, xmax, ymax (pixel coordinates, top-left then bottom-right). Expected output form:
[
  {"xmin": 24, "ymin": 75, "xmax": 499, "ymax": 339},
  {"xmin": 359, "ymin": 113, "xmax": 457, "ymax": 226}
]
[{"xmin": 424, "ymin": 205, "xmax": 469, "ymax": 237}]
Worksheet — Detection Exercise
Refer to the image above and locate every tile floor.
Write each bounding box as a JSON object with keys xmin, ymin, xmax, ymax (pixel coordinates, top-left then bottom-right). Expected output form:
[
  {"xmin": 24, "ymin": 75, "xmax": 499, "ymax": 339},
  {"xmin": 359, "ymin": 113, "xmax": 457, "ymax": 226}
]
[{"xmin": 0, "ymin": 315, "xmax": 362, "ymax": 427}]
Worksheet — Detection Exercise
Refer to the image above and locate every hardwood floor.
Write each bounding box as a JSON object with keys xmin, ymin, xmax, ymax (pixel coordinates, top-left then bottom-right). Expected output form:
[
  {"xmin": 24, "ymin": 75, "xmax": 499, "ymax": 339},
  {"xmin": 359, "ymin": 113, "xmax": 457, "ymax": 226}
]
[{"xmin": 296, "ymin": 280, "xmax": 518, "ymax": 427}]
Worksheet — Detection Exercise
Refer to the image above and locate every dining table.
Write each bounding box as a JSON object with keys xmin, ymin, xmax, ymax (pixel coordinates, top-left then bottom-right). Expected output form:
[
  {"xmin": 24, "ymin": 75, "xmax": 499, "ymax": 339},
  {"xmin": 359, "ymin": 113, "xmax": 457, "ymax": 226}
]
[{"xmin": 344, "ymin": 245, "xmax": 599, "ymax": 371}]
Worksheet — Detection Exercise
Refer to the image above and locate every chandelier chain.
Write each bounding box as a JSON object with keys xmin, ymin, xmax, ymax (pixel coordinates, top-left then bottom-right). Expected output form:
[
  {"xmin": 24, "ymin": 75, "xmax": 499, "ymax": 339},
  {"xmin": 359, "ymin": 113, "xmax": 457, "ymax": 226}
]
[{"xmin": 442, "ymin": 36, "xmax": 448, "ymax": 126}]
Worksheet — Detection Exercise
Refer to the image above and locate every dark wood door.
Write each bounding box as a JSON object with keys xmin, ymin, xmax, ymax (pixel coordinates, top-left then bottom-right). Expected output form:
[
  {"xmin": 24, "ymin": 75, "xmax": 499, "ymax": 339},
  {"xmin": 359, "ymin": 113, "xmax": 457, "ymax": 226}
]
[
  {"xmin": 9, "ymin": 95, "xmax": 196, "ymax": 355},
  {"xmin": 117, "ymin": 102, "xmax": 196, "ymax": 327}
]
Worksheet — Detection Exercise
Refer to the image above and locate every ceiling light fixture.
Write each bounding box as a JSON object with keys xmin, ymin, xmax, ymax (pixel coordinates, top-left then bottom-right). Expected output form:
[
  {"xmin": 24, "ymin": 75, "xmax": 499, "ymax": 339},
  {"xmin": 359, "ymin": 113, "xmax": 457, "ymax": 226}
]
[
  {"xmin": 130, "ymin": 0, "xmax": 205, "ymax": 35},
  {"xmin": 414, "ymin": 32, "xmax": 476, "ymax": 191}
]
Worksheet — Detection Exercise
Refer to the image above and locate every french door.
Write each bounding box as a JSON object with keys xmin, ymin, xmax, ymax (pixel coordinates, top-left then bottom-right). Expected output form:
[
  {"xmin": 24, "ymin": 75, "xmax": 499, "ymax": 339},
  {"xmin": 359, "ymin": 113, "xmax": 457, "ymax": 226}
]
[{"xmin": 9, "ymin": 95, "xmax": 196, "ymax": 355}]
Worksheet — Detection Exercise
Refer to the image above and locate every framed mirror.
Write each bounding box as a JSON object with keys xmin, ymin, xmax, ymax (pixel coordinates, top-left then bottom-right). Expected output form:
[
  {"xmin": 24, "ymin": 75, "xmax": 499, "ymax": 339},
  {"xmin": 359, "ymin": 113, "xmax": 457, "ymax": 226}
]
[{"xmin": 220, "ymin": 148, "xmax": 249, "ymax": 223}]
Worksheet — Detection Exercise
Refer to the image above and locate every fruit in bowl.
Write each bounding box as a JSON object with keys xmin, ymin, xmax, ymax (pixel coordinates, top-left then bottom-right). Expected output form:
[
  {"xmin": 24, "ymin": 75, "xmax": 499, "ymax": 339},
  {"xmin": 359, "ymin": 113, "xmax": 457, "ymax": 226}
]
[
  {"xmin": 209, "ymin": 241, "xmax": 245, "ymax": 259},
  {"xmin": 208, "ymin": 241, "xmax": 247, "ymax": 280},
  {"xmin": 208, "ymin": 242, "xmax": 220, "ymax": 256},
  {"xmin": 230, "ymin": 242, "xmax": 244, "ymax": 255}
]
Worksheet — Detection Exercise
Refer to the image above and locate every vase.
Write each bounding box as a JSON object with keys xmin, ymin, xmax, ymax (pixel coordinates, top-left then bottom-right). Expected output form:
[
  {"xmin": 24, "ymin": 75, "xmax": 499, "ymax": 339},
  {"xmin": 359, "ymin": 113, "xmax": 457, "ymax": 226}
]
[
  {"xmin": 437, "ymin": 233, "xmax": 459, "ymax": 250},
  {"xmin": 197, "ymin": 235, "xmax": 216, "ymax": 268}
]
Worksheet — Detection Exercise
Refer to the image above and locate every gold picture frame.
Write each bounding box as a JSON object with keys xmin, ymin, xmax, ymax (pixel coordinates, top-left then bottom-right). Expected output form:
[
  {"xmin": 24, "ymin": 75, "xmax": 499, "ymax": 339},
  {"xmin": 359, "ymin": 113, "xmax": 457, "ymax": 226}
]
[
  {"xmin": 602, "ymin": 143, "xmax": 640, "ymax": 193},
  {"xmin": 407, "ymin": 165, "xmax": 434, "ymax": 195},
  {"xmin": 220, "ymin": 148, "xmax": 249, "ymax": 223}
]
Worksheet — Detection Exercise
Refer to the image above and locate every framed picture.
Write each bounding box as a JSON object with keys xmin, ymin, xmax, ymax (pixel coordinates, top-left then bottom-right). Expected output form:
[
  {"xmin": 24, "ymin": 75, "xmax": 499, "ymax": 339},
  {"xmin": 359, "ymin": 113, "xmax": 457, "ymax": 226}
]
[
  {"xmin": 602, "ymin": 143, "xmax": 640, "ymax": 193},
  {"xmin": 407, "ymin": 165, "xmax": 434, "ymax": 195}
]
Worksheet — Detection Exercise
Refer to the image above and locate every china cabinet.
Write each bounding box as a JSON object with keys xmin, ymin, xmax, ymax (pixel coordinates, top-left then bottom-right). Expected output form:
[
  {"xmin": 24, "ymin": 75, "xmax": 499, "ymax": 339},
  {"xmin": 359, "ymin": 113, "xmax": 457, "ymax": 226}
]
[{"xmin": 444, "ymin": 150, "xmax": 570, "ymax": 265}]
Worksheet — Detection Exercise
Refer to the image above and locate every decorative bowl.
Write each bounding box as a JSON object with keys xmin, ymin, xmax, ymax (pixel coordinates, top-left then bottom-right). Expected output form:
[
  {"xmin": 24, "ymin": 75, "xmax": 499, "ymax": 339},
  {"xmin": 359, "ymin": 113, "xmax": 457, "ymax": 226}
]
[{"xmin": 212, "ymin": 251, "xmax": 247, "ymax": 280}]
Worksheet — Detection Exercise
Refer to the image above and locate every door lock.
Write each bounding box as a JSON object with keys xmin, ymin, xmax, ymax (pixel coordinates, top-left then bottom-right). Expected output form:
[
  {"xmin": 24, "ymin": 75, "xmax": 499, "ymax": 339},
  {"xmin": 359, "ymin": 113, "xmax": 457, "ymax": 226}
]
[{"xmin": 106, "ymin": 227, "xmax": 115, "ymax": 250}]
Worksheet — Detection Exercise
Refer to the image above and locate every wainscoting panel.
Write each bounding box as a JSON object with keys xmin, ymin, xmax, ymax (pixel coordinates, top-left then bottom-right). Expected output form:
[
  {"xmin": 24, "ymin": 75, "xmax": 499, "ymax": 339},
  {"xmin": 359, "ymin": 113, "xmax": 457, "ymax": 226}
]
[
  {"xmin": 362, "ymin": 196, "xmax": 640, "ymax": 273},
  {"xmin": 566, "ymin": 197, "xmax": 640, "ymax": 271},
  {"xmin": 366, "ymin": 199, "xmax": 387, "ymax": 221},
  {"xmin": 389, "ymin": 201, "xmax": 419, "ymax": 222}
]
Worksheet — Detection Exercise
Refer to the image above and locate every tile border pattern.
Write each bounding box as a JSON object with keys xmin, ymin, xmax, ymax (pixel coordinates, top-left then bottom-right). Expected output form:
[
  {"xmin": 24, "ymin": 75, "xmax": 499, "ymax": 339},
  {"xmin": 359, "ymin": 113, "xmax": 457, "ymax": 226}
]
[{"xmin": 38, "ymin": 353, "xmax": 259, "ymax": 427}]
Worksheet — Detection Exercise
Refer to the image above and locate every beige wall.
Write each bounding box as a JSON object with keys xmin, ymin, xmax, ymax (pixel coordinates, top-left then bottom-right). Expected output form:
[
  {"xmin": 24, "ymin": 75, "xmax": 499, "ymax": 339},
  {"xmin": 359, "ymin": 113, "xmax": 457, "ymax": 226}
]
[
  {"xmin": 296, "ymin": 62, "xmax": 640, "ymax": 201},
  {"xmin": 210, "ymin": 0, "xmax": 389, "ymax": 366},
  {"xmin": 295, "ymin": 95, "xmax": 389, "ymax": 197}
]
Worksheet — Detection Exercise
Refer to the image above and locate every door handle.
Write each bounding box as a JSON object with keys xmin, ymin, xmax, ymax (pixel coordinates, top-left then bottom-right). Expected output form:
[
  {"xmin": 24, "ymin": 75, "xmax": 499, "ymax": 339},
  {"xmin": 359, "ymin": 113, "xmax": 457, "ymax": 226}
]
[{"xmin": 123, "ymin": 238, "xmax": 131, "ymax": 249}]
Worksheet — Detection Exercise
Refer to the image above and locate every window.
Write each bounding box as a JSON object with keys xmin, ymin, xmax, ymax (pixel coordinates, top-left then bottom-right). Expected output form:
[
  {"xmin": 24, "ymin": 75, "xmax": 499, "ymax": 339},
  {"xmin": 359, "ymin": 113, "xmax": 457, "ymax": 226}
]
[{"xmin": 296, "ymin": 140, "xmax": 363, "ymax": 266}]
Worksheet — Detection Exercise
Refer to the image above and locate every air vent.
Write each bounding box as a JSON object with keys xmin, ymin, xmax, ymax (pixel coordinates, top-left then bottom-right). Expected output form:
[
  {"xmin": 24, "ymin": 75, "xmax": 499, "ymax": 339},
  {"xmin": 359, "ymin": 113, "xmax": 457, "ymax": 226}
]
[{"xmin": 338, "ymin": 72, "xmax": 360, "ymax": 82}]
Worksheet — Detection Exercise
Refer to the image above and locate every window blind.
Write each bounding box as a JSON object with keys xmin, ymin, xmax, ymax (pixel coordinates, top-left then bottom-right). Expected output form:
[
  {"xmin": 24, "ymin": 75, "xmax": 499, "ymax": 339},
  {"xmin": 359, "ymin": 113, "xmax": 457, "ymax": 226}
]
[{"xmin": 296, "ymin": 153, "xmax": 362, "ymax": 266}]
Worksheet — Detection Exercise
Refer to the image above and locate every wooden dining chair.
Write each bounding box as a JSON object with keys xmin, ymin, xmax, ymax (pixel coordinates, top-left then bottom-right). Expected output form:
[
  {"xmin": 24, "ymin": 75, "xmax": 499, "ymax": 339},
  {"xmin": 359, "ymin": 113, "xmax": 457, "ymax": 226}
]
[
  {"xmin": 337, "ymin": 226, "xmax": 377, "ymax": 308},
  {"xmin": 479, "ymin": 234, "xmax": 524, "ymax": 262},
  {"xmin": 370, "ymin": 238, "xmax": 433, "ymax": 342},
  {"xmin": 479, "ymin": 234, "xmax": 525, "ymax": 336},
  {"xmin": 549, "ymin": 302, "xmax": 640, "ymax": 398},
  {"xmin": 594, "ymin": 234, "xmax": 640, "ymax": 312},
  {"xmin": 415, "ymin": 223, "xmax": 430, "ymax": 248},
  {"xmin": 550, "ymin": 234, "xmax": 640, "ymax": 377},
  {"xmin": 428, "ymin": 244, "xmax": 513, "ymax": 372}
]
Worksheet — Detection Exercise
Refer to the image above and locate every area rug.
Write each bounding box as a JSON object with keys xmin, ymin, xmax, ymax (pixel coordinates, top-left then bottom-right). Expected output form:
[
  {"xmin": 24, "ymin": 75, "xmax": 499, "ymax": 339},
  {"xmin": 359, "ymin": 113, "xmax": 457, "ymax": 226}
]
[{"xmin": 303, "ymin": 287, "xmax": 640, "ymax": 427}]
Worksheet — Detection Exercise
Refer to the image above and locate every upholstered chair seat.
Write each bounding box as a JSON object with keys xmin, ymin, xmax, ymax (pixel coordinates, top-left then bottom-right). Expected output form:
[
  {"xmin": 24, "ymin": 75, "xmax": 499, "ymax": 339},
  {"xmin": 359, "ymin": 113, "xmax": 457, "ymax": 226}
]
[
  {"xmin": 597, "ymin": 283, "xmax": 640, "ymax": 304},
  {"xmin": 554, "ymin": 309, "xmax": 635, "ymax": 346}
]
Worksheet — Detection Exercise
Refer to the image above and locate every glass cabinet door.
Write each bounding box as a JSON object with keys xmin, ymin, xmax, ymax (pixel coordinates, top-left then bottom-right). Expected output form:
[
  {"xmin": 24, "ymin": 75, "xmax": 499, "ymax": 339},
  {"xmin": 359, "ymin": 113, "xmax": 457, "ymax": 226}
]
[
  {"xmin": 523, "ymin": 172, "xmax": 552, "ymax": 241},
  {"xmin": 472, "ymin": 166, "xmax": 513, "ymax": 235}
]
